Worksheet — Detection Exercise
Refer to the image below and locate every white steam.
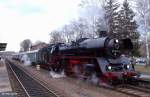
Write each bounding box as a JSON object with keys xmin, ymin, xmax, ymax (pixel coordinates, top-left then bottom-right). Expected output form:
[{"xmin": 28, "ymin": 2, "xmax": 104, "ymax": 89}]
[
  {"xmin": 49, "ymin": 70, "xmax": 66, "ymax": 78},
  {"xmin": 21, "ymin": 54, "xmax": 31, "ymax": 66},
  {"xmin": 90, "ymin": 73, "xmax": 99, "ymax": 85}
]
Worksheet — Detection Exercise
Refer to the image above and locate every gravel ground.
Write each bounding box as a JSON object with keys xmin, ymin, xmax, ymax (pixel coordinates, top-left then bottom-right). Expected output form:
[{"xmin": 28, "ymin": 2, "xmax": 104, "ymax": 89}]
[{"xmin": 10, "ymin": 59, "xmax": 133, "ymax": 97}]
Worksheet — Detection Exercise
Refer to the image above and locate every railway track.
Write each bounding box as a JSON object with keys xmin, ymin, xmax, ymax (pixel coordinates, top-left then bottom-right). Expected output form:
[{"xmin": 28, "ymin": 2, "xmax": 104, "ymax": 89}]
[
  {"xmin": 136, "ymin": 79, "xmax": 150, "ymax": 90},
  {"xmin": 6, "ymin": 59, "xmax": 150, "ymax": 97},
  {"xmin": 6, "ymin": 60, "xmax": 61, "ymax": 97},
  {"xmin": 98, "ymin": 79, "xmax": 150, "ymax": 97},
  {"xmin": 115, "ymin": 84, "xmax": 150, "ymax": 97},
  {"xmin": 111, "ymin": 79, "xmax": 150, "ymax": 97}
]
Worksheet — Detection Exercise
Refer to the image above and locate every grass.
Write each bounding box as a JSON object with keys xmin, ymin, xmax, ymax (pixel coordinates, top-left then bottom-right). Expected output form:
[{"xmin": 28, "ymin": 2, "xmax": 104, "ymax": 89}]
[{"xmin": 134, "ymin": 65, "xmax": 150, "ymax": 74}]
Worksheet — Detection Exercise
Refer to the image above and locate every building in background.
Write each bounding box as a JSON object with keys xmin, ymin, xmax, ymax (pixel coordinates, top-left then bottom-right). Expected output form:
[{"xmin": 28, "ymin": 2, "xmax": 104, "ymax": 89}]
[
  {"xmin": 0, "ymin": 43, "xmax": 7, "ymax": 51},
  {"xmin": 0, "ymin": 51, "xmax": 15, "ymax": 59},
  {"xmin": 30, "ymin": 42, "xmax": 48, "ymax": 50}
]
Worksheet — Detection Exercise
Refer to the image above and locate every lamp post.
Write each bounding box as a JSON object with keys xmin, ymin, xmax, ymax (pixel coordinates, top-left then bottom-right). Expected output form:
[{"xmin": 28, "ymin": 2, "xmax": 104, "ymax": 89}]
[
  {"xmin": 145, "ymin": 0, "xmax": 150, "ymax": 66},
  {"xmin": 145, "ymin": 31, "xmax": 149, "ymax": 65}
]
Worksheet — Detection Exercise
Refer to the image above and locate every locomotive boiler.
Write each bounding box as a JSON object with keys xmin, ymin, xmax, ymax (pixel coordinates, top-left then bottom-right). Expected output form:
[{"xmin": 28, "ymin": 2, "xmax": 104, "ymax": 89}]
[{"xmin": 49, "ymin": 37, "xmax": 133, "ymax": 59}]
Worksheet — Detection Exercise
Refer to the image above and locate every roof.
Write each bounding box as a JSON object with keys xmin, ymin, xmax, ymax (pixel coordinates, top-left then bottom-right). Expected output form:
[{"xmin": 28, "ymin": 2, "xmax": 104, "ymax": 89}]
[{"xmin": 0, "ymin": 43, "xmax": 7, "ymax": 51}]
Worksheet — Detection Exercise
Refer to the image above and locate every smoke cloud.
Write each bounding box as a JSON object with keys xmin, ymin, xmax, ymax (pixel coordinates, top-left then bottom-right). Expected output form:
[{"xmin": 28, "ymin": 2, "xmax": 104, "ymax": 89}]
[
  {"xmin": 49, "ymin": 70, "xmax": 66, "ymax": 78},
  {"xmin": 21, "ymin": 54, "xmax": 31, "ymax": 66}
]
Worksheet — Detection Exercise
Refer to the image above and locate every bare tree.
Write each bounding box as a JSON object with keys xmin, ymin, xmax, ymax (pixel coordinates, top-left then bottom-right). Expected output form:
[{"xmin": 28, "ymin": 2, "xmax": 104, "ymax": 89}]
[
  {"xmin": 58, "ymin": 18, "xmax": 91, "ymax": 43},
  {"xmin": 71, "ymin": 18, "xmax": 89, "ymax": 39},
  {"xmin": 49, "ymin": 31, "xmax": 65, "ymax": 44},
  {"xmin": 136, "ymin": 0, "xmax": 150, "ymax": 32},
  {"xmin": 135, "ymin": 0, "xmax": 150, "ymax": 65},
  {"xmin": 20, "ymin": 39, "xmax": 32, "ymax": 52},
  {"xmin": 61, "ymin": 25, "xmax": 75, "ymax": 43}
]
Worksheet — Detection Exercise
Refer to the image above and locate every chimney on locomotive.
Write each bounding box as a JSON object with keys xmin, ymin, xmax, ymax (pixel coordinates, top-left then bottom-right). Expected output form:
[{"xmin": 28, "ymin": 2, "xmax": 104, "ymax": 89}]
[{"xmin": 97, "ymin": 26, "xmax": 107, "ymax": 37}]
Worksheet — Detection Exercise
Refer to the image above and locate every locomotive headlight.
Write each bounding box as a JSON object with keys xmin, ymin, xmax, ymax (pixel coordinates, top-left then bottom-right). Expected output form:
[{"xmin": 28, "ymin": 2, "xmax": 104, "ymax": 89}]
[
  {"xmin": 115, "ymin": 39, "xmax": 119, "ymax": 43},
  {"xmin": 127, "ymin": 65, "xmax": 130, "ymax": 69},
  {"xmin": 108, "ymin": 66, "xmax": 112, "ymax": 70},
  {"xmin": 124, "ymin": 64, "xmax": 130, "ymax": 70}
]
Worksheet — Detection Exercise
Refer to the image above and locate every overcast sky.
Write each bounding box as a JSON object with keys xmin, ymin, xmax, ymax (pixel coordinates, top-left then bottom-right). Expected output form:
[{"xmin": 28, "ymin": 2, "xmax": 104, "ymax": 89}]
[{"xmin": 0, "ymin": 0, "xmax": 80, "ymax": 51}]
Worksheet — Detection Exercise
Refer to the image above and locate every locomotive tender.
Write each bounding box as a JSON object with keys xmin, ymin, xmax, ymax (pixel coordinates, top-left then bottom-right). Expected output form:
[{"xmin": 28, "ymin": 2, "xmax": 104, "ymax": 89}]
[{"xmin": 13, "ymin": 37, "xmax": 138, "ymax": 85}]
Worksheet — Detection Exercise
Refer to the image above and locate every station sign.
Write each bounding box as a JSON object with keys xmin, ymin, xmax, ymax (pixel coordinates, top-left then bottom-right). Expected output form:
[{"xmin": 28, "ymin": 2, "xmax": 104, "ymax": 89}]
[{"xmin": 0, "ymin": 43, "xmax": 7, "ymax": 51}]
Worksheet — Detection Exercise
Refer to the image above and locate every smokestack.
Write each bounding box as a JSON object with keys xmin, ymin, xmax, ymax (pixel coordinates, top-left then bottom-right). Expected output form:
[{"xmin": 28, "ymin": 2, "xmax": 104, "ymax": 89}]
[
  {"xmin": 97, "ymin": 24, "xmax": 108, "ymax": 37},
  {"xmin": 98, "ymin": 30, "xmax": 107, "ymax": 37}
]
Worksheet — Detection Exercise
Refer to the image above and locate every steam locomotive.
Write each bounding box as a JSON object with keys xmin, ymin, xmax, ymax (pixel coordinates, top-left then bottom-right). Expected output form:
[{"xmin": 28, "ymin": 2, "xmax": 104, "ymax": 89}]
[{"xmin": 13, "ymin": 37, "xmax": 138, "ymax": 85}]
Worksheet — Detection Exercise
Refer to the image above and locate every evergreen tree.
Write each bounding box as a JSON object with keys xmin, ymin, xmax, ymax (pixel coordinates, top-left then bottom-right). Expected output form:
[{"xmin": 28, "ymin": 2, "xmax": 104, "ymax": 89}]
[
  {"xmin": 118, "ymin": 0, "xmax": 139, "ymax": 39},
  {"xmin": 118, "ymin": 0, "xmax": 140, "ymax": 56},
  {"xmin": 104, "ymin": 0, "xmax": 120, "ymax": 37}
]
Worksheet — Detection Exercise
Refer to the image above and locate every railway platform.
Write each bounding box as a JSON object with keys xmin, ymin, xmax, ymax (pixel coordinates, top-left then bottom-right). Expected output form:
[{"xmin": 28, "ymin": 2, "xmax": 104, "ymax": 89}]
[{"xmin": 0, "ymin": 59, "xmax": 12, "ymax": 96}]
